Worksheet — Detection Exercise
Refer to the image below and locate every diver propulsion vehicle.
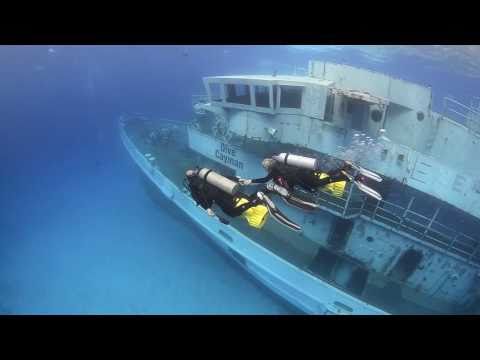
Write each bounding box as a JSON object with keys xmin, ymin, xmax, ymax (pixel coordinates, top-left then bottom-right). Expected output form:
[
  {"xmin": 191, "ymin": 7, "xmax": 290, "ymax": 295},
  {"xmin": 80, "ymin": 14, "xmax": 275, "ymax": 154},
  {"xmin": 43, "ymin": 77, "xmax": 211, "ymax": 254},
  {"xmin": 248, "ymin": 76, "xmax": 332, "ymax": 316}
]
[{"xmin": 121, "ymin": 60, "xmax": 480, "ymax": 314}]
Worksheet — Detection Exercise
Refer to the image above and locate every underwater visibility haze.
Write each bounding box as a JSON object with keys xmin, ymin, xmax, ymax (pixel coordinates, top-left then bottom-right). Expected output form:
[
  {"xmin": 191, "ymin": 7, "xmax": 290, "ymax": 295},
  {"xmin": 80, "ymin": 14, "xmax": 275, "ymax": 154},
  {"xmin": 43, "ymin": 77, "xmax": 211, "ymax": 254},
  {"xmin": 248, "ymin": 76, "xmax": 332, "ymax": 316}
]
[{"xmin": 1, "ymin": 45, "xmax": 480, "ymax": 314}]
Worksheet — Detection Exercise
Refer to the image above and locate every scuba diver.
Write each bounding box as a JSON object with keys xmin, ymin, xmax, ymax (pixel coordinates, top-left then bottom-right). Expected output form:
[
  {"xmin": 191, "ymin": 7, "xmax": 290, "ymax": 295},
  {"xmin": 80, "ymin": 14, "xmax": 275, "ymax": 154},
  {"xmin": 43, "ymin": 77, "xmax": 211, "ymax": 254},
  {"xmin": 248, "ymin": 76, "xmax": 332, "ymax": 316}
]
[
  {"xmin": 184, "ymin": 168, "xmax": 302, "ymax": 232},
  {"xmin": 238, "ymin": 153, "xmax": 383, "ymax": 202}
]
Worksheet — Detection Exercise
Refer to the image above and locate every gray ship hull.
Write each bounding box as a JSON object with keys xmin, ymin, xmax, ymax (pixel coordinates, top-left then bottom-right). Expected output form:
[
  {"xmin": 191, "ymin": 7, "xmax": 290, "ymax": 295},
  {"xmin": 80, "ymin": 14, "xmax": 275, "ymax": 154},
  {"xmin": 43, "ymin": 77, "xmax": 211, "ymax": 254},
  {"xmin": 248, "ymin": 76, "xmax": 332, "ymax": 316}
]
[{"xmin": 120, "ymin": 119, "xmax": 387, "ymax": 315}]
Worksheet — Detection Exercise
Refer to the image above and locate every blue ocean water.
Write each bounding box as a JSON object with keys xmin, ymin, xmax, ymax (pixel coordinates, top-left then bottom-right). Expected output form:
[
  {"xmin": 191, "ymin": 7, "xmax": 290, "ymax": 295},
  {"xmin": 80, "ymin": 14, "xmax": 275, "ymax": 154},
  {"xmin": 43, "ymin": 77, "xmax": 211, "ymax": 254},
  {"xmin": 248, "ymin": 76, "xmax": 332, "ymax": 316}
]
[{"xmin": 1, "ymin": 45, "xmax": 479, "ymax": 314}]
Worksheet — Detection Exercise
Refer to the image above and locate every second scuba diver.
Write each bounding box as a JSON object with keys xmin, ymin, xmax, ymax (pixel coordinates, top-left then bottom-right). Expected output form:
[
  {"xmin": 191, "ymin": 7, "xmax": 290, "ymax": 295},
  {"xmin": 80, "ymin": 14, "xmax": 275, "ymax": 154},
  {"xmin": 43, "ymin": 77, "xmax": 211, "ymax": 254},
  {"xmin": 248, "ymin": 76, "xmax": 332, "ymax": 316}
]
[
  {"xmin": 184, "ymin": 167, "xmax": 302, "ymax": 232},
  {"xmin": 238, "ymin": 153, "xmax": 383, "ymax": 204}
]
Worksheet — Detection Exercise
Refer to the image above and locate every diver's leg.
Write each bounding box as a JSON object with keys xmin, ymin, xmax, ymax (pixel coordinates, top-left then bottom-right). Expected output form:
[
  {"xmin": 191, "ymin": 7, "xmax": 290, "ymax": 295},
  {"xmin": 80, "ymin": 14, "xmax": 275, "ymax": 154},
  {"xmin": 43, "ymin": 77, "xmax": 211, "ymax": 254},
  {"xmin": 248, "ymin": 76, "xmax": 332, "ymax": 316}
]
[
  {"xmin": 222, "ymin": 191, "xmax": 262, "ymax": 218},
  {"xmin": 257, "ymin": 192, "xmax": 302, "ymax": 232},
  {"xmin": 227, "ymin": 192, "xmax": 253, "ymax": 218},
  {"xmin": 282, "ymin": 196, "xmax": 319, "ymax": 211},
  {"xmin": 311, "ymin": 176, "xmax": 332, "ymax": 187},
  {"xmin": 326, "ymin": 172, "xmax": 350, "ymax": 183},
  {"xmin": 265, "ymin": 178, "xmax": 319, "ymax": 210}
]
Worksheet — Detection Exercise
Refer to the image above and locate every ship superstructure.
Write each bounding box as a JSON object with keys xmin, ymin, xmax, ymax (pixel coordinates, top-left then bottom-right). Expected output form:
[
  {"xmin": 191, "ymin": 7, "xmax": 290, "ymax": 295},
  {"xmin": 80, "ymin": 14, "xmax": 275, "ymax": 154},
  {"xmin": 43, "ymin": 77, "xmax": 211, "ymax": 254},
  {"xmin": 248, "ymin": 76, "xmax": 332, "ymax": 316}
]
[{"xmin": 121, "ymin": 61, "xmax": 480, "ymax": 314}]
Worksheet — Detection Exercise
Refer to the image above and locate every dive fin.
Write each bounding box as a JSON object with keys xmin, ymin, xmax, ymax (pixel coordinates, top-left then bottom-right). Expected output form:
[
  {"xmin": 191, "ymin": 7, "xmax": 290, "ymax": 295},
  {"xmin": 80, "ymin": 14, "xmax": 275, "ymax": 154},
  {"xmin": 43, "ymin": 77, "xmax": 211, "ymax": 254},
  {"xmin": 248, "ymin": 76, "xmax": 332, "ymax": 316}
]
[
  {"xmin": 269, "ymin": 206, "xmax": 302, "ymax": 232},
  {"xmin": 354, "ymin": 180, "xmax": 383, "ymax": 201},
  {"xmin": 258, "ymin": 192, "xmax": 302, "ymax": 232},
  {"xmin": 345, "ymin": 160, "xmax": 382, "ymax": 182},
  {"xmin": 341, "ymin": 170, "xmax": 382, "ymax": 201}
]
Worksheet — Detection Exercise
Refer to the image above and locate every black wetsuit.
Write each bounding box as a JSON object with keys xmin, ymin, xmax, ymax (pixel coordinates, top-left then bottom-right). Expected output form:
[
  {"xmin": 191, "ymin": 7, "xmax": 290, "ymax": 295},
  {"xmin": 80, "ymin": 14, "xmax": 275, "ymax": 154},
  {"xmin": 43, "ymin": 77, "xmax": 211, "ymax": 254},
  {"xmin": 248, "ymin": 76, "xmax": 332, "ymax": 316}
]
[
  {"xmin": 252, "ymin": 161, "xmax": 348, "ymax": 193},
  {"xmin": 186, "ymin": 172, "xmax": 302, "ymax": 232},
  {"xmin": 186, "ymin": 176, "xmax": 259, "ymax": 217}
]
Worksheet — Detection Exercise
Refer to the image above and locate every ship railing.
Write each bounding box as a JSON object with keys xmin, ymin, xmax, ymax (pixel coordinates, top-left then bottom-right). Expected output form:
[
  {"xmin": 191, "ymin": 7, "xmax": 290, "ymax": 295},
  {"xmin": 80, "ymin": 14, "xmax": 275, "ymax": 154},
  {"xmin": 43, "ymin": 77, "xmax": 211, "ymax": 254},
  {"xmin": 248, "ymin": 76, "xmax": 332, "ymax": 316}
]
[
  {"xmin": 470, "ymin": 96, "xmax": 480, "ymax": 111},
  {"xmin": 192, "ymin": 94, "xmax": 210, "ymax": 106},
  {"xmin": 313, "ymin": 182, "xmax": 360, "ymax": 218},
  {"xmin": 120, "ymin": 114, "xmax": 191, "ymax": 149},
  {"xmin": 442, "ymin": 97, "xmax": 480, "ymax": 134},
  {"xmin": 121, "ymin": 113, "xmax": 191, "ymax": 127},
  {"xmin": 293, "ymin": 66, "xmax": 308, "ymax": 76},
  {"xmin": 314, "ymin": 184, "xmax": 480, "ymax": 265}
]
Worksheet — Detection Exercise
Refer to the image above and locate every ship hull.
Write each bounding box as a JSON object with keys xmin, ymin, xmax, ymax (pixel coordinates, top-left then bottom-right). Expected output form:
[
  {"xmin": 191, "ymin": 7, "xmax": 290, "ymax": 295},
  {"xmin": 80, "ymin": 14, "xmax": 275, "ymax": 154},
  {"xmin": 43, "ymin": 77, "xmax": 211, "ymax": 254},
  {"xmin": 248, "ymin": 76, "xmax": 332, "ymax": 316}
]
[{"xmin": 120, "ymin": 121, "xmax": 387, "ymax": 315}]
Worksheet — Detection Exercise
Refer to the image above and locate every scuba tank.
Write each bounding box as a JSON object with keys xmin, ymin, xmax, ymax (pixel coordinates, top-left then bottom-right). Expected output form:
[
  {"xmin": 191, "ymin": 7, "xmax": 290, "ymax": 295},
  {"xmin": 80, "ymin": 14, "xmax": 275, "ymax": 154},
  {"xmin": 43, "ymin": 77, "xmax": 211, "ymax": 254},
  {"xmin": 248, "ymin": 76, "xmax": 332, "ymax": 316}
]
[
  {"xmin": 198, "ymin": 168, "xmax": 239, "ymax": 195},
  {"xmin": 272, "ymin": 153, "xmax": 318, "ymax": 170}
]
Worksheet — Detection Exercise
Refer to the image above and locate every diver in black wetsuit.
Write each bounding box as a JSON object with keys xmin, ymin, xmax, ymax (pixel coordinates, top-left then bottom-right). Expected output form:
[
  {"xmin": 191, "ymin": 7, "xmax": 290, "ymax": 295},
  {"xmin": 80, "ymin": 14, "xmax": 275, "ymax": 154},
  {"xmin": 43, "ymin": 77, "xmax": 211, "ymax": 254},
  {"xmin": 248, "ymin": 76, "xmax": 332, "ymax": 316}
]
[
  {"xmin": 241, "ymin": 158, "xmax": 352, "ymax": 193},
  {"xmin": 185, "ymin": 169, "xmax": 258, "ymax": 218},
  {"xmin": 238, "ymin": 153, "xmax": 382, "ymax": 202},
  {"xmin": 236, "ymin": 157, "xmax": 352, "ymax": 211},
  {"xmin": 239, "ymin": 153, "xmax": 382, "ymax": 203},
  {"xmin": 184, "ymin": 168, "xmax": 301, "ymax": 231}
]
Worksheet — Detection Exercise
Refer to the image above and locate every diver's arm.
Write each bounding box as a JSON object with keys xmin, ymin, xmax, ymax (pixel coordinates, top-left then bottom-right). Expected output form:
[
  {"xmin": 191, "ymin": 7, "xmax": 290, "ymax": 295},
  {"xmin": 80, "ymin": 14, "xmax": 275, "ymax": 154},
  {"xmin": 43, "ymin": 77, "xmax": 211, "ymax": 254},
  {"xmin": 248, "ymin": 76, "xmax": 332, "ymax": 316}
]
[
  {"xmin": 252, "ymin": 174, "xmax": 274, "ymax": 183},
  {"xmin": 309, "ymin": 171, "xmax": 349, "ymax": 189},
  {"xmin": 239, "ymin": 173, "xmax": 274, "ymax": 185},
  {"xmin": 191, "ymin": 188, "xmax": 214, "ymax": 210}
]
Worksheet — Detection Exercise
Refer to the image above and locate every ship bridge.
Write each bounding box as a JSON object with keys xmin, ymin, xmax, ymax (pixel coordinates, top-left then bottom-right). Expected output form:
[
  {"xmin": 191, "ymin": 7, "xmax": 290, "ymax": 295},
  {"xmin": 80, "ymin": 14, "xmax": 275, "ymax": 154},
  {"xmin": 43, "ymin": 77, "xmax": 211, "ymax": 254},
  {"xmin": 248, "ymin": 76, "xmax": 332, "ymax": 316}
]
[
  {"xmin": 197, "ymin": 62, "xmax": 480, "ymax": 223},
  {"xmin": 203, "ymin": 74, "xmax": 334, "ymax": 119}
]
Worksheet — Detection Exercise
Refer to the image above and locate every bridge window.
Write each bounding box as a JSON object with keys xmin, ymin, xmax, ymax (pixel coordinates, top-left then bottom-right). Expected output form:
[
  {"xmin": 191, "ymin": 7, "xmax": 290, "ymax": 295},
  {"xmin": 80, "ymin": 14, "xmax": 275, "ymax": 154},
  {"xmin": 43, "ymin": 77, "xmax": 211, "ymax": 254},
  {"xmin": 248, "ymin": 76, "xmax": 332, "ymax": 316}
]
[
  {"xmin": 226, "ymin": 84, "xmax": 251, "ymax": 105},
  {"xmin": 280, "ymin": 85, "xmax": 303, "ymax": 109},
  {"xmin": 209, "ymin": 83, "xmax": 222, "ymax": 102},
  {"xmin": 324, "ymin": 93, "xmax": 335, "ymax": 121},
  {"xmin": 255, "ymin": 85, "xmax": 270, "ymax": 108}
]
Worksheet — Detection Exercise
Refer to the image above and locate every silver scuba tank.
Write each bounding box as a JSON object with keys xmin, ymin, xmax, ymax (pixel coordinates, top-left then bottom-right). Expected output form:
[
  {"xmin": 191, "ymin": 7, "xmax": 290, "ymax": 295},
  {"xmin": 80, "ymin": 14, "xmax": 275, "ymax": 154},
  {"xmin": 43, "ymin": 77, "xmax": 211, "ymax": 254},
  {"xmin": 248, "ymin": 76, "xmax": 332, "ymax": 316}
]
[
  {"xmin": 272, "ymin": 153, "xmax": 318, "ymax": 170},
  {"xmin": 198, "ymin": 168, "xmax": 239, "ymax": 195}
]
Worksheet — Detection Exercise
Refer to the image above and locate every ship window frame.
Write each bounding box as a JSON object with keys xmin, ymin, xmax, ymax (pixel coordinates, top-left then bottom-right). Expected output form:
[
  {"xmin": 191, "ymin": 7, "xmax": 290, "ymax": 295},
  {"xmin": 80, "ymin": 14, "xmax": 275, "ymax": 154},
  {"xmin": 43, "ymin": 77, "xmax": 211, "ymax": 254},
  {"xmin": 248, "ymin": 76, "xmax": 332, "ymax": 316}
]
[
  {"xmin": 324, "ymin": 92, "xmax": 335, "ymax": 122},
  {"xmin": 279, "ymin": 85, "xmax": 303, "ymax": 109},
  {"xmin": 272, "ymin": 85, "xmax": 278, "ymax": 110},
  {"xmin": 225, "ymin": 83, "xmax": 252, "ymax": 106},
  {"xmin": 208, "ymin": 82, "xmax": 223, "ymax": 103},
  {"xmin": 254, "ymin": 85, "xmax": 270, "ymax": 108}
]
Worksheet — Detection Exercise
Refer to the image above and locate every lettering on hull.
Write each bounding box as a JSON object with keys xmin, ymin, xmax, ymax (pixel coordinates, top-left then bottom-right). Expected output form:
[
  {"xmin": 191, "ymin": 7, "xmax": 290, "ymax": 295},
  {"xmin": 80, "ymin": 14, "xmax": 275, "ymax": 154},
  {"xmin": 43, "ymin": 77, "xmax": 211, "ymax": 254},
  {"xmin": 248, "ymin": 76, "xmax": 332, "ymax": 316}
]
[{"xmin": 215, "ymin": 142, "xmax": 244, "ymax": 170}]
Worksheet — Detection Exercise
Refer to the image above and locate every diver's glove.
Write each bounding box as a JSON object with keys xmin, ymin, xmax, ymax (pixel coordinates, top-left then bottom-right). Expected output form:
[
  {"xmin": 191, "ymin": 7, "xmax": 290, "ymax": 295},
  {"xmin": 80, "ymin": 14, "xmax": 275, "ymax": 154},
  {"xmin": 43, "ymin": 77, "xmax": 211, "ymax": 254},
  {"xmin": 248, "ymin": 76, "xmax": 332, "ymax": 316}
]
[
  {"xmin": 237, "ymin": 178, "xmax": 253, "ymax": 186},
  {"xmin": 206, "ymin": 208, "xmax": 215, "ymax": 217}
]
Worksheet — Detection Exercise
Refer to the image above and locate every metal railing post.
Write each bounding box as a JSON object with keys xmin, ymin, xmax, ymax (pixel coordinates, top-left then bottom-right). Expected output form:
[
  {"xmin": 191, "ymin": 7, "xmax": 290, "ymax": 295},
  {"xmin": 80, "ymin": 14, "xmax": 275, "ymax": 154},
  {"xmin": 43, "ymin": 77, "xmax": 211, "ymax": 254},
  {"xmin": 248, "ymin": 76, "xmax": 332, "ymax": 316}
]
[
  {"xmin": 468, "ymin": 241, "xmax": 480, "ymax": 264},
  {"xmin": 447, "ymin": 234, "xmax": 458, "ymax": 252},
  {"xmin": 443, "ymin": 97, "xmax": 480, "ymax": 131},
  {"xmin": 359, "ymin": 195, "xmax": 366, "ymax": 214},
  {"xmin": 342, "ymin": 183, "xmax": 355, "ymax": 217},
  {"xmin": 423, "ymin": 207, "xmax": 440, "ymax": 239},
  {"xmin": 398, "ymin": 196, "xmax": 415, "ymax": 229},
  {"xmin": 371, "ymin": 199, "xmax": 381, "ymax": 220}
]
